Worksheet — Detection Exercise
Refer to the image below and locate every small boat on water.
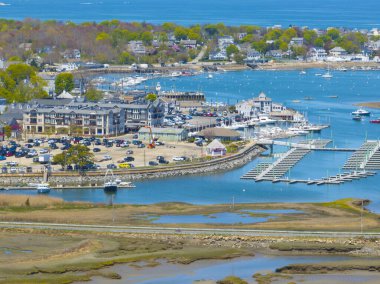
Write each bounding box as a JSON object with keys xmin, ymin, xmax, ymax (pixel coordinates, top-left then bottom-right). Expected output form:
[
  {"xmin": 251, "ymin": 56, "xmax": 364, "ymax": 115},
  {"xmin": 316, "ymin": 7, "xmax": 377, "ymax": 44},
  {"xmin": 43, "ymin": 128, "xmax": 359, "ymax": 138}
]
[
  {"xmin": 104, "ymin": 169, "xmax": 118, "ymax": 193},
  {"xmin": 303, "ymin": 96, "xmax": 314, "ymax": 100},
  {"xmin": 321, "ymin": 72, "xmax": 333, "ymax": 78},
  {"xmin": 207, "ymin": 73, "xmax": 213, "ymax": 79},
  {"xmin": 37, "ymin": 183, "xmax": 51, "ymax": 194},
  {"xmin": 104, "ymin": 181, "xmax": 118, "ymax": 192},
  {"xmin": 352, "ymin": 108, "xmax": 371, "ymax": 116},
  {"xmin": 119, "ymin": 181, "xmax": 136, "ymax": 188},
  {"xmin": 327, "ymin": 95, "xmax": 339, "ymax": 98},
  {"xmin": 370, "ymin": 118, "xmax": 380, "ymax": 124},
  {"xmin": 352, "ymin": 115, "xmax": 362, "ymax": 121},
  {"xmin": 299, "ymin": 70, "xmax": 306, "ymax": 75}
]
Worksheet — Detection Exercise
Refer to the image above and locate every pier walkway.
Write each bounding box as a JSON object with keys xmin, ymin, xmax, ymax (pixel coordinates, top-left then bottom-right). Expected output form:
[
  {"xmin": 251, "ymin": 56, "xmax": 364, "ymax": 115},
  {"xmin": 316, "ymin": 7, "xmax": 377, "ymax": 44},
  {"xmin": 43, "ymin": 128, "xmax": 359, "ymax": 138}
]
[{"xmin": 343, "ymin": 140, "xmax": 380, "ymax": 170}]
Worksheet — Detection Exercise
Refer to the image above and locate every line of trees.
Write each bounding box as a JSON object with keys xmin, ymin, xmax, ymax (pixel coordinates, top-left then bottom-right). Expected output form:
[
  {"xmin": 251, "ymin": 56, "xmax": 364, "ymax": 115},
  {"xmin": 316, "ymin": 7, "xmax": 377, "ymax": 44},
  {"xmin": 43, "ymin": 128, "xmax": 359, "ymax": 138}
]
[{"xmin": 0, "ymin": 19, "xmax": 376, "ymax": 66}]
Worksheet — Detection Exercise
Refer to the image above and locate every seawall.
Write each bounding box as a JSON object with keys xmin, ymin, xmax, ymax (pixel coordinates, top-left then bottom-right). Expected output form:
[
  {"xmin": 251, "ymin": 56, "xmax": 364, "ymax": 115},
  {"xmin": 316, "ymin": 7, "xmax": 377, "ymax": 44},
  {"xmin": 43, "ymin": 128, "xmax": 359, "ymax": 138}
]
[{"xmin": 0, "ymin": 144, "xmax": 264, "ymax": 188}]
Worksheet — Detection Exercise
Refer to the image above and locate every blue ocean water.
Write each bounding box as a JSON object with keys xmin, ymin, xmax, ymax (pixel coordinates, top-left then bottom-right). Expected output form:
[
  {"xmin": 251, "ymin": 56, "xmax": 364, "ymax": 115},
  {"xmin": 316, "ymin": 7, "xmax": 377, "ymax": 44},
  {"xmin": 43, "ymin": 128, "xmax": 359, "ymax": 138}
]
[
  {"xmin": 3, "ymin": 69, "xmax": 380, "ymax": 214},
  {"xmin": 0, "ymin": 0, "xmax": 379, "ymax": 28}
]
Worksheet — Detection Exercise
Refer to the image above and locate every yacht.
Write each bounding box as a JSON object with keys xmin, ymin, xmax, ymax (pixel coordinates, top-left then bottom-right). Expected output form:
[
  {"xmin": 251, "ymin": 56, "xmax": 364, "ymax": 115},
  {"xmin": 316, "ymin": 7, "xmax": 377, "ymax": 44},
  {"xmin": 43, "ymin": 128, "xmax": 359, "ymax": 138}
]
[
  {"xmin": 104, "ymin": 169, "xmax": 118, "ymax": 193},
  {"xmin": 104, "ymin": 181, "xmax": 118, "ymax": 192},
  {"xmin": 257, "ymin": 116, "xmax": 276, "ymax": 125},
  {"xmin": 352, "ymin": 108, "xmax": 370, "ymax": 116},
  {"xmin": 36, "ymin": 183, "xmax": 51, "ymax": 194}
]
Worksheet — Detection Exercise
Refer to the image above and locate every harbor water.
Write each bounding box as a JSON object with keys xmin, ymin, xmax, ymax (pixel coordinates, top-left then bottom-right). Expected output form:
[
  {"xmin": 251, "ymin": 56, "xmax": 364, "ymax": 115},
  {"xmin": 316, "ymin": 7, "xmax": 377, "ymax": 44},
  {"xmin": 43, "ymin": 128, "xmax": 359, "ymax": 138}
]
[{"xmin": 2, "ymin": 69, "xmax": 380, "ymax": 212}]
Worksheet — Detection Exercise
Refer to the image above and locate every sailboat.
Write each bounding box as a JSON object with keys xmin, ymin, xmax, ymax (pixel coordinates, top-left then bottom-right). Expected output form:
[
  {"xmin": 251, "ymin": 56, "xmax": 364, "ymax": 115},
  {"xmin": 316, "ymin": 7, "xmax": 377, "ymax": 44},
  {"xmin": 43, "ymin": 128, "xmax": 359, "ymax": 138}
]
[{"xmin": 322, "ymin": 65, "xmax": 333, "ymax": 78}]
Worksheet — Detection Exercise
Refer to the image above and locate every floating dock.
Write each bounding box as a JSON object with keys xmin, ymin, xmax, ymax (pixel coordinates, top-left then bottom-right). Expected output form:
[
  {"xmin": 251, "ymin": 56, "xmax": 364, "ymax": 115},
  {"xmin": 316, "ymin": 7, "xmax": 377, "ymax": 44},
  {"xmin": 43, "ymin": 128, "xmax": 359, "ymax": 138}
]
[{"xmin": 343, "ymin": 140, "xmax": 380, "ymax": 170}]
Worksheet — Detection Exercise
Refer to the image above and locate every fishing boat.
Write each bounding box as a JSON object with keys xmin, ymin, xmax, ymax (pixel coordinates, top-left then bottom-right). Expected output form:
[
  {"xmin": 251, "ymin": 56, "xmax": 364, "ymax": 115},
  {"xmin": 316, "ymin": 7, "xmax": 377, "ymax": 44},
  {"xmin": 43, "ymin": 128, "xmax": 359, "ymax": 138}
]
[
  {"xmin": 352, "ymin": 115, "xmax": 362, "ymax": 121},
  {"xmin": 36, "ymin": 183, "xmax": 51, "ymax": 194},
  {"xmin": 104, "ymin": 170, "xmax": 118, "ymax": 193},
  {"xmin": 370, "ymin": 118, "xmax": 380, "ymax": 124},
  {"xmin": 352, "ymin": 108, "xmax": 370, "ymax": 116}
]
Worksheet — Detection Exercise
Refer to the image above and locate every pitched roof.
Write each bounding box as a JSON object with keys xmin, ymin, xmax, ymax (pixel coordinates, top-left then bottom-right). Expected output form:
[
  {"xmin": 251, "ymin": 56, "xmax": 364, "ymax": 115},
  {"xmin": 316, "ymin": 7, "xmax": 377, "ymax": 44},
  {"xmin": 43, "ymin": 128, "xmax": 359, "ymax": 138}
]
[{"xmin": 206, "ymin": 139, "xmax": 226, "ymax": 150}]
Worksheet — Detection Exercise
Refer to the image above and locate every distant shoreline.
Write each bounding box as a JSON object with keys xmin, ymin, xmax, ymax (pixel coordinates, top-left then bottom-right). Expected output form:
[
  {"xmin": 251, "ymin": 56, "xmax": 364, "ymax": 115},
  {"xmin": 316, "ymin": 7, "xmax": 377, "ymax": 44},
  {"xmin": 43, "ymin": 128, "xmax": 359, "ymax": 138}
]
[{"xmin": 356, "ymin": 102, "xmax": 380, "ymax": 109}]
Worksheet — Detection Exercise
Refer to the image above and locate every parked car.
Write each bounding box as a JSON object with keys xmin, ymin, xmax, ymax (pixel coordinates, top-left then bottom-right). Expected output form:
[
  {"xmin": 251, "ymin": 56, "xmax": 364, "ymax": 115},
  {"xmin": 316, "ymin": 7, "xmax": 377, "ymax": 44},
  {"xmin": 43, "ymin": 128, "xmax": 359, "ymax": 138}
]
[
  {"xmin": 124, "ymin": 156, "xmax": 134, "ymax": 162},
  {"xmin": 148, "ymin": 161, "xmax": 158, "ymax": 166},
  {"xmin": 137, "ymin": 143, "xmax": 145, "ymax": 148},
  {"xmin": 173, "ymin": 156, "xmax": 188, "ymax": 161},
  {"xmin": 106, "ymin": 163, "xmax": 117, "ymax": 169},
  {"xmin": 126, "ymin": 150, "xmax": 134, "ymax": 155},
  {"xmin": 39, "ymin": 148, "xmax": 49, "ymax": 154},
  {"xmin": 156, "ymin": 156, "xmax": 165, "ymax": 161},
  {"xmin": 103, "ymin": 155, "xmax": 112, "ymax": 161},
  {"xmin": 118, "ymin": 163, "xmax": 131, "ymax": 169},
  {"xmin": 0, "ymin": 156, "xmax": 6, "ymax": 161},
  {"xmin": 93, "ymin": 148, "xmax": 101, "ymax": 152},
  {"xmin": 158, "ymin": 159, "xmax": 169, "ymax": 164}
]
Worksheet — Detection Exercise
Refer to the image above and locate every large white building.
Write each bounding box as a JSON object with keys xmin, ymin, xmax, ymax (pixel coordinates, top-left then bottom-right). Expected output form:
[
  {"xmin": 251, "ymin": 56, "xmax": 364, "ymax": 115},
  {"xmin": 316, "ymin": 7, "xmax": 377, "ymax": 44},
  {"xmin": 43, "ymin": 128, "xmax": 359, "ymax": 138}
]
[{"xmin": 236, "ymin": 92, "xmax": 285, "ymax": 118}]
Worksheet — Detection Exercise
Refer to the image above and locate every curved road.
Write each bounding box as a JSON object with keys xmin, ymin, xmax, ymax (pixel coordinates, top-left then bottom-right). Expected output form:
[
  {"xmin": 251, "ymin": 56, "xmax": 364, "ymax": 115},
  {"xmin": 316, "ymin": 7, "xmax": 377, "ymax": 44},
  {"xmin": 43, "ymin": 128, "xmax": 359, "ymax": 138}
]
[{"xmin": 0, "ymin": 222, "xmax": 378, "ymax": 238}]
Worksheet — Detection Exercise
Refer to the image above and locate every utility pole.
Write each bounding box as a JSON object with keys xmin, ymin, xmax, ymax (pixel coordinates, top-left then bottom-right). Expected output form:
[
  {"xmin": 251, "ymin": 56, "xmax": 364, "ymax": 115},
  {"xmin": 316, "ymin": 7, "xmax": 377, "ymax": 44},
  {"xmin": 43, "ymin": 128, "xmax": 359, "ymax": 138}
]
[{"xmin": 361, "ymin": 199, "xmax": 363, "ymax": 234}]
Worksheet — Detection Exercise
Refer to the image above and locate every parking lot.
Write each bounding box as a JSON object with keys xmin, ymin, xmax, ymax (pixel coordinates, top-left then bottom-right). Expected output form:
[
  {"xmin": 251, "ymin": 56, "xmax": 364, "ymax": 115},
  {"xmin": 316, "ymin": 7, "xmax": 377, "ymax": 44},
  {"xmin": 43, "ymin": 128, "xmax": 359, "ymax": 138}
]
[{"xmin": 0, "ymin": 134, "xmax": 204, "ymax": 173}]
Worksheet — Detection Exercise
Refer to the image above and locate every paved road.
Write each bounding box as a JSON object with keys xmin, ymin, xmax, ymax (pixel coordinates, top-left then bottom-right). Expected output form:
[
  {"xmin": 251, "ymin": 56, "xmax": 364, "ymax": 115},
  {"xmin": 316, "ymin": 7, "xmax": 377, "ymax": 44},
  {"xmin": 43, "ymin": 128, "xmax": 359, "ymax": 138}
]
[
  {"xmin": 189, "ymin": 45, "xmax": 208, "ymax": 64},
  {"xmin": 0, "ymin": 222, "xmax": 379, "ymax": 238}
]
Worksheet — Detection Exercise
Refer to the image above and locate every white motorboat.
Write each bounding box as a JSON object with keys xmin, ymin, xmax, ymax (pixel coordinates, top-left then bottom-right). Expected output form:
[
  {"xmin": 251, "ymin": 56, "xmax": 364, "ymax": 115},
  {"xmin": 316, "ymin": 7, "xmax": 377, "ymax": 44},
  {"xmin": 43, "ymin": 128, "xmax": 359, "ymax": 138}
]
[
  {"xmin": 299, "ymin": 70, "xmax": 306, "ymax": 75},
  {"xmin": 119, "ymin": 181, "xmax": 136, "ymax": 188},
  {"xmin": 207, "ymin": 73, "xmax": 213, "ymax": 79},
  {"xmin": 36, "ymin": 183, "xmax": 51, "ymax": 194},
  {"xmin": 352, "ymin": 108, "xmax": 370, "ymax": 116},
  {"xmin": 104, "ymin": 169, "xmax": 118, "ymax": 193},
  {"xmin": 257, "ymin": 116, "xmax": 276, "ymax": 125}
]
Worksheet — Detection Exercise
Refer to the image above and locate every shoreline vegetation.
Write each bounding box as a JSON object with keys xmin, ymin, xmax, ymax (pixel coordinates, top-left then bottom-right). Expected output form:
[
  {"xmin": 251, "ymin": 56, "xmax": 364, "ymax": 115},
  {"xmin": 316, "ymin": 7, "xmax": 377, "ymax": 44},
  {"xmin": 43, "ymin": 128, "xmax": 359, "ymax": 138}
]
[{"xmin": 1, "ymin": 197, "xmax": 380, "ymax": 283}]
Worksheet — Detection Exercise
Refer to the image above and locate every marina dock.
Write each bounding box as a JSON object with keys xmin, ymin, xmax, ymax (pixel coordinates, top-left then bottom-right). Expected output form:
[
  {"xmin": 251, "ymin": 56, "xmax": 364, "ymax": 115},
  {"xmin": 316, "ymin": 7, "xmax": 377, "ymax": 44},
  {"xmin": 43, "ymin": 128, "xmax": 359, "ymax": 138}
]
[
  {"xmin": 343, "ymin": 140, "xmax": 380, "ymax": 170},
  {"xmin": 242, "ymin": 139, "xmax": 378, "ymax": 185}
]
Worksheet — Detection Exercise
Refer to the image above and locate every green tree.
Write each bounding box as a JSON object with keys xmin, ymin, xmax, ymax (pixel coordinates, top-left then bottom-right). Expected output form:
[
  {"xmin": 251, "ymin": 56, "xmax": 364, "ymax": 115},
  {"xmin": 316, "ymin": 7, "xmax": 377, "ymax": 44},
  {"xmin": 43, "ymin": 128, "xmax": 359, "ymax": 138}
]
[
  {"xmin": 84, "ymin": 86, "xmax": 103, "ymax": 102},
  {"xmin": 52, "ymin": 152, "xmax": 68, "ymax": 170},
  {"xmin": 145, "ymin": 93, "xmax": 157, "ymax": 101},
  {"xmin": 118, "ymin": 51, "xmax": 136, "ymax": 64},
  {"xmin": 252, "ymin": 40, "xmax": 269, "ymax": 54},
  {"xmin": 303, "ymin": 30, "xmax": 317, "ymax": 46},
  {"xmin": 140, "ymin": 31, "xmax": 153, "ymax": 45},
  {"xmin": 55, "ymin": 73, "xmax": 74, "ymax": 94},
  {"xmin": 6, "ymin": 63, "xmax": 35, "ymax": 84},
  {"xmin": 3, "ymin": 125, "xmax": 12, "ymax": 140},
  {"xmin": 174, "ymin": 27, "xmax": 188, "ymax": 40},
  {"xmin": 327, "ymin": 28, "xmax": 340, "ymax": 40},
  {"xmin": 66, "ymin": 144, "xmax": 94, "ymax": 171},
  {"xmin": 226, "ymin": 44, "xmax": 239, "ymax": 59}
]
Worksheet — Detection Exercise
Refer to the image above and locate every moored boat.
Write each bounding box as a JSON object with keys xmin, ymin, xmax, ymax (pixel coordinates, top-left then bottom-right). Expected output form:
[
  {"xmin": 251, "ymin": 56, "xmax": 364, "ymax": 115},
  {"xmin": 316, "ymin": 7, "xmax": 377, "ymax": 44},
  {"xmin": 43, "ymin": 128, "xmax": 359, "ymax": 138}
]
[
  {"xmin": 37, "ymin": 183, "xmax": 51, "ymax": 194},
  {"xmin": 352, "ymin": 108, "xmax": 370, "ymax": 116},
  {"xmin": 370, "ymin": 118, "xmax": 380, "ymax": 124},
  {"xmin": 103, "ymin": 169, "xmax": 118, "ymax": 193},
  {"xmin": 352, "ymin": 115, "xmax": 362, "ymax": 121}
]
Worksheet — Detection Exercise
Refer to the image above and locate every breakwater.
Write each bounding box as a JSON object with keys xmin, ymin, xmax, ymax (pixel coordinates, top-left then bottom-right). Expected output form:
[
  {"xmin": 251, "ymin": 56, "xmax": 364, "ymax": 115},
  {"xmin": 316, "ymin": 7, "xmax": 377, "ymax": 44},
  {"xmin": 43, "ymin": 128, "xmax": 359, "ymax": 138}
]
[{"xmin": 0, "ymin": 144, "xmax": 264, "ymax": 188}]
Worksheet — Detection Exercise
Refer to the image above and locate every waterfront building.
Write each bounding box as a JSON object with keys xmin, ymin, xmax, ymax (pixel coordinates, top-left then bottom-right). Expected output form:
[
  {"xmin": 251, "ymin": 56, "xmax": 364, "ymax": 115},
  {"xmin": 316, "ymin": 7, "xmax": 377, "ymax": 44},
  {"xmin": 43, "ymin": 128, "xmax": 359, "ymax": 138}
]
[
  {"xmin": 159, "ymin": 91, "xmax": 205, "ymax": 102},
  {"xmin": 329, "ymin": 46, "xmax": 347, "ymax": 57},
  {"xmin": 138, "ymin": 127, "xmax": 188, "ymax": 142},
  {"xmin": 206, "ymin": 139, "xmax": 227, "ymax": 156},
  {"xmin": 307, "ymin": 48, "xmax": 328, "ymax": 62},
  {"xmin": 197, "ymin": 128, "xmax": 241, "ymax": 142},
  {"xmin": 209, "ymin": 50, "xmax": 228, "ymax": 61},
  {"xmin": 23, "ymin": 106, "xmax": 125, "ymax": 136}
]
